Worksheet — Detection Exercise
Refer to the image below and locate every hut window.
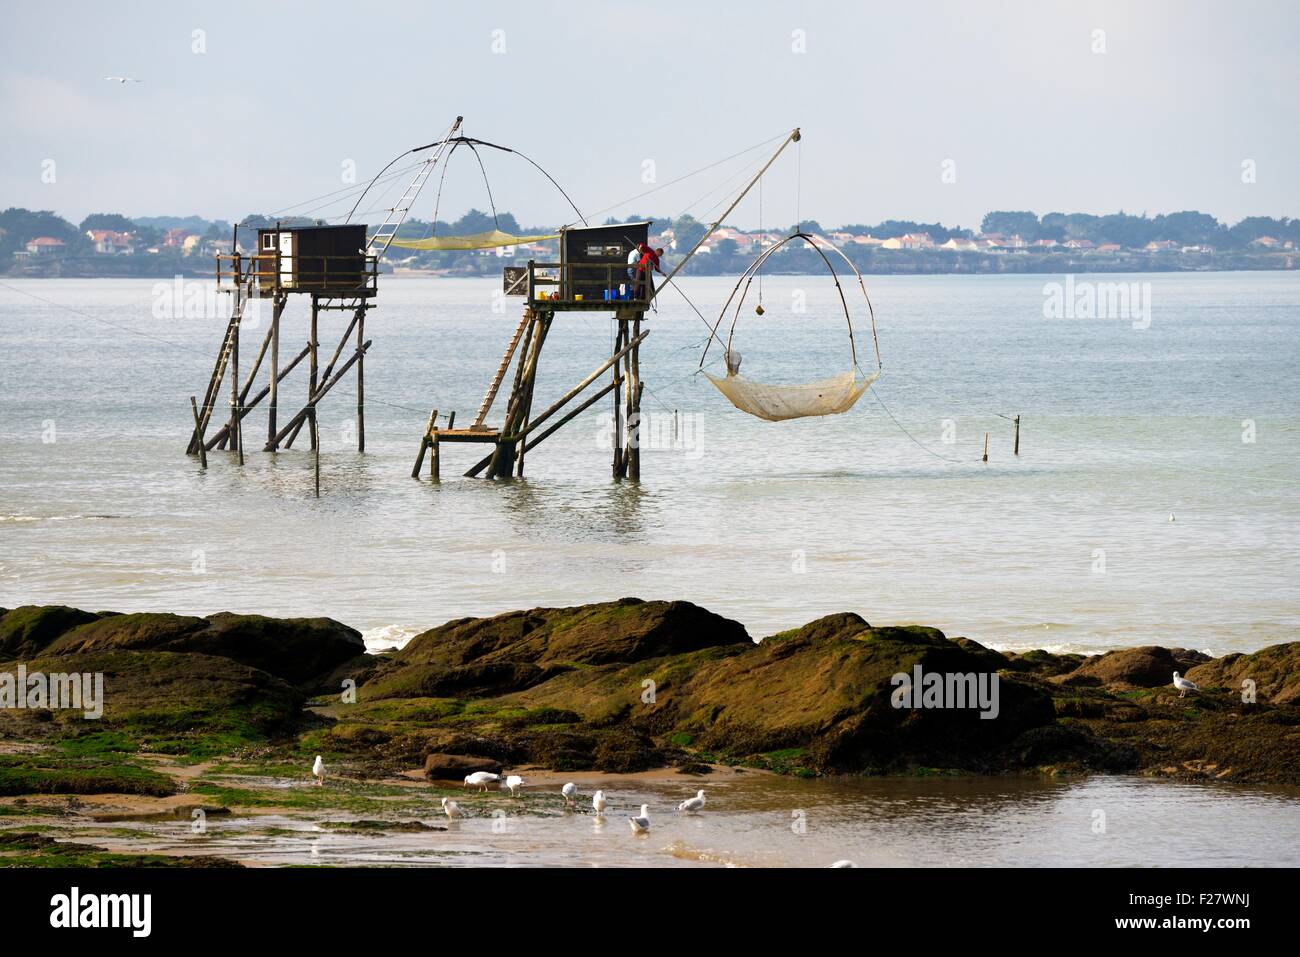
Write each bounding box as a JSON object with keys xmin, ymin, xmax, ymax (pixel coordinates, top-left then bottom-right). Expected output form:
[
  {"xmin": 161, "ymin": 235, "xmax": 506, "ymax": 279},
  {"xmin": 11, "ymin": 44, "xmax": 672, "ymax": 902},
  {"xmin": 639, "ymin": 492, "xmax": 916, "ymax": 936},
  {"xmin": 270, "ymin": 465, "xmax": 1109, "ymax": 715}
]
[
  {"xmin": 584, "ymin": 243, "xmax": 623, "ymax": 257},
  {"xmin": 262, "ymin": 234, "xmax": 276, "ymax": 251}
]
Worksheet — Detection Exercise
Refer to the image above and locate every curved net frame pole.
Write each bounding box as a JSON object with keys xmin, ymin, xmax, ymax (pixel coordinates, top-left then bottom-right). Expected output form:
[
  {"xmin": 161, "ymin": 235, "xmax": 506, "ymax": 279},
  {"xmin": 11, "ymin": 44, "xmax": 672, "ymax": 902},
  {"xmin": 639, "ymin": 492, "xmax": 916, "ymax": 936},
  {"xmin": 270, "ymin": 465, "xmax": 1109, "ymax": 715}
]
[{"xmin": 700, "ymin": 232, "xmax": 881, "ymax": 375}]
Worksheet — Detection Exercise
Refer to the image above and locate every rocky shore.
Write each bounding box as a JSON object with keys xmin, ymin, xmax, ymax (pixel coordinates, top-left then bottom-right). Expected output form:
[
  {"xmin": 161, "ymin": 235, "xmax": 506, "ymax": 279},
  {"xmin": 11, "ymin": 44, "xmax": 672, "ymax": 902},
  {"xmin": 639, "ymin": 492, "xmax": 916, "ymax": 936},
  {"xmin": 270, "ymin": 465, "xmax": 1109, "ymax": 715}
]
[{"xmin": 1, "ymin": 598, "xmax": 1297, "ymax": 807}]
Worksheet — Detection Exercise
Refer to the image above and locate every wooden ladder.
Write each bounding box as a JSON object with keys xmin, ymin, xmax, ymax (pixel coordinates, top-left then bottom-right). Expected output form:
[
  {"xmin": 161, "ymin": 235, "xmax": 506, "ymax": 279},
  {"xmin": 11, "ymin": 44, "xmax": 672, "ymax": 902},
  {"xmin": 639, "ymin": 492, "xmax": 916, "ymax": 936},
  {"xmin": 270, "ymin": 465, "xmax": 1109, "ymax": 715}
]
[
  {"xmin": 187, "ymin": 283, "xmax": 246, "ymax": 453},
  {"xmin": 472, "ymin": 309, "xmax": 532, "ymax": 429}
]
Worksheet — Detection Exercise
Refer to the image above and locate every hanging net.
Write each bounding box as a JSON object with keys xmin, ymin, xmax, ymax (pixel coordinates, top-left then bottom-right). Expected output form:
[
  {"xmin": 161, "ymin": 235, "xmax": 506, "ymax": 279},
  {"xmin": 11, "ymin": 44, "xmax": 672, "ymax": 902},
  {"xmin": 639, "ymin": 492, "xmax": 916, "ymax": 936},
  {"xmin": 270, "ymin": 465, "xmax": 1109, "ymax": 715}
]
[
  {"xmin": 378, "ymin": 229, "xmax": 557, "ymax": 251},
  {"xmin": 703, "ymin": 368, "xmax": 879, "ymax": 421},
  {"xmin": 699, "ymin": 233, "xmax": 883, "ymax": 421}
]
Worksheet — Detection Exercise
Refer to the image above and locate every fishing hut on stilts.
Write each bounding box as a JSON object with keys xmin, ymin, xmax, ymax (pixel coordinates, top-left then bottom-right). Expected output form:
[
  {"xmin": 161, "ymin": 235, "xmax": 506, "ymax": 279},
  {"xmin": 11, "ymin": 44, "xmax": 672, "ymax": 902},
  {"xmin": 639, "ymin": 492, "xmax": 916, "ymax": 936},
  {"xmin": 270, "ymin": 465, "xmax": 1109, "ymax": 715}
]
[
  {"xmin": 187, "ymin": 118, "xmax": 466, "ymax": 473},
  {"xmin": 413, "ymin": 221, "xmax": 654, "ymax": 482},
  {"xmin": 411, "ymin": 126, "xmax": 804, "ymax": 483}
]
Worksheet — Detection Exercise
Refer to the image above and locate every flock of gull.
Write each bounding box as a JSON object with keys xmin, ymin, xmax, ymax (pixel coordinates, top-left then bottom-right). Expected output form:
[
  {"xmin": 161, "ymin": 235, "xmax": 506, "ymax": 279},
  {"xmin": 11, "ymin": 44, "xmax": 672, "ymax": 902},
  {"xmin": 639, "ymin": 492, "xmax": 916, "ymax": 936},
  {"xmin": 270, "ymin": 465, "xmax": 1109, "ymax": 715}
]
[
  {"xmin": 308, "ymin": 760, "xmax": 712, "ymax": 835},
  {"xmin": 451, "ymin": 770, "xmax": 709, "ymax": 833}
]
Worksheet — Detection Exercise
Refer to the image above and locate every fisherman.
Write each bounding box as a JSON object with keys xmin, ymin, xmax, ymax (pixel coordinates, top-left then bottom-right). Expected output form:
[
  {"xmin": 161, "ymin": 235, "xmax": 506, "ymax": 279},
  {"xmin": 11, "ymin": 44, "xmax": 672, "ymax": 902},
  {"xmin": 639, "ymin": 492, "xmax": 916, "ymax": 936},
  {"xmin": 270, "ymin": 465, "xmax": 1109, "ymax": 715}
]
[{"xmin": 634, "ymin": 244, "xmax": 665, "ymax": 298}]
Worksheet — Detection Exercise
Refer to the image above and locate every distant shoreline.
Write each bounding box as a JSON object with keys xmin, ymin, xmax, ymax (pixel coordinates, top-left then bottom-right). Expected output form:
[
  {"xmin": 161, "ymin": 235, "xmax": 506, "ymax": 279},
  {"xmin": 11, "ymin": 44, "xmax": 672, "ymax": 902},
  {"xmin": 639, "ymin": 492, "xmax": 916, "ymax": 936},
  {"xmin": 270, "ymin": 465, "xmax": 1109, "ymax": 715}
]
[{"xmin": 5, "ymin": 255, "xmax": 1297, "ymax": 282}]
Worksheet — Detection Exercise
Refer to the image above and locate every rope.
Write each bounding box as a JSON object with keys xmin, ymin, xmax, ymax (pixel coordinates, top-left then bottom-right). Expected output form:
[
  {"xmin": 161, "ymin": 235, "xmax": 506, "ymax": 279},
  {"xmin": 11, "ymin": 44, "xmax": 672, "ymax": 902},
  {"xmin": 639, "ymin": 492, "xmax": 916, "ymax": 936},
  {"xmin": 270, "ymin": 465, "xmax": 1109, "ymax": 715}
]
[
  {"xmin": 886, "ymin": 372, "xmax": 1018, "ymax": 422},
  {"xmin": 572, "ymin": 132, "xmax": 787, "ymax": 226},
  {"xmin": 870, "ymin": 382, "xmax": 968, "ymax": 463}
]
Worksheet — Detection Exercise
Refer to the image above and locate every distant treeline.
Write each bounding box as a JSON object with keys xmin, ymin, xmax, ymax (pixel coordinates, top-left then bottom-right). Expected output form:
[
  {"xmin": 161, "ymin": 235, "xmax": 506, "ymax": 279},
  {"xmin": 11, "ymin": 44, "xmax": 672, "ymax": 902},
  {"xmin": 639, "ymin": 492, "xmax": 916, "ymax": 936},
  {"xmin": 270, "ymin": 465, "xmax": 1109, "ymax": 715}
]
[{"xmin": 3, "ymin": 206, "xmax": 1297, "ymax": 278}]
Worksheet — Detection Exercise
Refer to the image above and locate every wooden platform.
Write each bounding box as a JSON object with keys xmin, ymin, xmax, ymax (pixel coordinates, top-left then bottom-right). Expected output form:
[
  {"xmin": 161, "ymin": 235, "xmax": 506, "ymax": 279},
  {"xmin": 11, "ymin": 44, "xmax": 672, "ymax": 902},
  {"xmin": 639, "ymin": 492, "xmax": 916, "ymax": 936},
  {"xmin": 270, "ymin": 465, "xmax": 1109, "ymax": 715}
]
[{"xmin": 430, "ymin": 428, "xmax": 500, "ymax": 443}]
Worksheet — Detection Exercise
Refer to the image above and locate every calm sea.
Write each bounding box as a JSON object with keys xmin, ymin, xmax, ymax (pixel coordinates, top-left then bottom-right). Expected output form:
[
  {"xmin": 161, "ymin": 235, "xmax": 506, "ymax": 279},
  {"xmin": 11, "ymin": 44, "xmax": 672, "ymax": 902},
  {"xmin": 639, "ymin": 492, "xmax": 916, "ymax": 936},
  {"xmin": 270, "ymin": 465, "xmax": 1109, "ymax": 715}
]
[{"xmin": 1, "ymin": 272, "xmax": 1297, "ymax": 657}]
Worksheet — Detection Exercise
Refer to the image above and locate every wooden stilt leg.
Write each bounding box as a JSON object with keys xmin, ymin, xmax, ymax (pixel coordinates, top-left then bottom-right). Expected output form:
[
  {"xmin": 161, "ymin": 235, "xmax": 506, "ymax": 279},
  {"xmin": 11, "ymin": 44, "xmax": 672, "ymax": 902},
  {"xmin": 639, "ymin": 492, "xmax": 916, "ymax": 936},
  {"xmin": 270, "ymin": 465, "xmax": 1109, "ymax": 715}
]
[
  {"xmin": 611, "ymin": 322, "xmax": 626, "ymax": 478},
  {"xmin": 267, "ymin": 295, "xmax": 284, "ymax": 450},
  {"xmin": 229, "ymin": 311, "xmax": 240, "ymax": 454},
  {"xmin": 308, "ymin": 296, "xmax": 319, "ymax": 451},
  {"xmin": 628, "ymin": 313, "xmax": 643, "ymax": 481},
  {"xmin": 356, "ymin": 308, "xmax": 366, "ymax": 452},
  {"xmin": 413, "ymin": 409, "xmax": 437, "ymax": 478},
  {"xmin": 190, "ymin": 397, "xmax": 208, "ymax": 469}
]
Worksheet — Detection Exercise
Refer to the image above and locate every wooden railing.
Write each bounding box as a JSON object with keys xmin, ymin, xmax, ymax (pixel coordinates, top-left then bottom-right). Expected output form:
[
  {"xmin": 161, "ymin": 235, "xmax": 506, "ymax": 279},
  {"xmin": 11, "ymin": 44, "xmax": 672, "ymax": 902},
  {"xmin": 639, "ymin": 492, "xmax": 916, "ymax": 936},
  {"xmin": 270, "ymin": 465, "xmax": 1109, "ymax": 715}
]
[
  {"xmin": 216, "ymin": 252, "xmax": 379, "ymax": 297},
  {"xmin": 523, "ymin": 260, "xmax": 653, "ymax": 308}
]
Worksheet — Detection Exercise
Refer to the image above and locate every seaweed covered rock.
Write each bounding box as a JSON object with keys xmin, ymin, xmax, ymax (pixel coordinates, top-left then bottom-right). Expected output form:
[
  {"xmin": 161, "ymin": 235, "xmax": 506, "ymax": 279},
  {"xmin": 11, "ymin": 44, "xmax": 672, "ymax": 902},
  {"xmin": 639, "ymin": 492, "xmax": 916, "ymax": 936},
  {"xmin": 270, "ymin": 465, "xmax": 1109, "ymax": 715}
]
[
  {"xmin": 0, "ymin": 650, "xmax": 303, "ymax": 754},
  {"xmin": 1184, "ymin": 643, "xmax": 1300, "ymax": 705},
  {"xmin": 1055, "ymin": 645, "xmax": 1211, "ymax": 689},
  {"xmin": 44, "ymin": 611, "xmax": 364, "ymax": 686},
  {"xmin": 0, "ymin": 605, "xmax": 102, "ymax": 659},
  {"xmin": 364, "ymin": 598, "xmax": 750, "ymax": 700}
]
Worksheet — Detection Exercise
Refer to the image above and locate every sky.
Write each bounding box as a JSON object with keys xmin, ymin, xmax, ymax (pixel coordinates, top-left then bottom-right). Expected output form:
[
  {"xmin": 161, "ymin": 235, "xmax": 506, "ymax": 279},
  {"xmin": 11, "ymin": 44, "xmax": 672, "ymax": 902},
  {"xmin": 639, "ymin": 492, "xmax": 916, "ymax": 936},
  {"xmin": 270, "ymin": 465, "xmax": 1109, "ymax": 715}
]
[{"xmin": 1, "ymin": 0, "xmax": 1296, "ymax": 232}]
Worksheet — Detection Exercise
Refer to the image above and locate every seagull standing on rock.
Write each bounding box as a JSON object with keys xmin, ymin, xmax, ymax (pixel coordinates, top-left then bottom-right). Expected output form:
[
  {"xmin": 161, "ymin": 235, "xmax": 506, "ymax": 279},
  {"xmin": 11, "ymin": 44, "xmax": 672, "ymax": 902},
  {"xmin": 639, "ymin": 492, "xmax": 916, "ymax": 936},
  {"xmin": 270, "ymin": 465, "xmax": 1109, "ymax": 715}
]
[
  {"xmin": 1173, "ymin": 671, "xmax": 1199, "ymax": 698},
  {"xmin": 441, "ymin": 797, "xmax": 462, "ymax": 820},
  {"xmin": 312, "ymin": 755, "xmax": 325, "ymax": 786},
  {"xmin": 677, "ymin": 789, "xmax": 706, "ymax": 813},
  {"xmin": 562, "ymin": 782, "xmax": 578, "ymax": 805},
  {"xmin": 592, "ymin": 789, "xmax": 607, "ymax": 816},
  {"xmin": 463, "ymin": 771, "xmax": 500, "ymax": 792},
  {"xmin": 629, "ymin": 804, "xmax": 651, "ymax": 834}
]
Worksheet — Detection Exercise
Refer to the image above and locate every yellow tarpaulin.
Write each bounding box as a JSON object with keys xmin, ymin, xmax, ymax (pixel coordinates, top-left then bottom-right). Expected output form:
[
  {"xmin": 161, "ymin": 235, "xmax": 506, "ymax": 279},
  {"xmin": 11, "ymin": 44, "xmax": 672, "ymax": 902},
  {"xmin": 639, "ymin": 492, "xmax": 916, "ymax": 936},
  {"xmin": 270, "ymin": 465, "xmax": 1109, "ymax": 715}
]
[{"xmin": 377, "ymin": 229, "xmax": 558, "ymax": 251}]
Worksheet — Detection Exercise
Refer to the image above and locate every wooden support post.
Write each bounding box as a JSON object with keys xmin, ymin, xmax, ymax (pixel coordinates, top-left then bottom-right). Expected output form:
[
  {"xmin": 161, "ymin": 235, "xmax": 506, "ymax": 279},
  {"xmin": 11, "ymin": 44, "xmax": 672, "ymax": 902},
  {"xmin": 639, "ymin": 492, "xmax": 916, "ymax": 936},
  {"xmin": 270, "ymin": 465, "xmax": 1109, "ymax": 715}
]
[
  {"xmin": 983, "ymin": 432, "xmax": 989, "ymax": 463},
  {"xmin": 308, "ymin": 296, "xmax": 319, "ymax": 451},
  {"xmin": 430, "ymin": 434, "xmax": 440, "ymax": 482},
  {"xmin": 523, "ymin": 375, "xmax": 622, "ymax": 454},
  {"xmin": 611, "ymin": 322, "xmax": 626, "ymax": 477},
  {"xmin": 412, "ymin": 409, "xmax": 437, "ymax": 479},
  {"xmin": 190, "ymin": 397, "xmax": 207, "ymax": 469},
  {"xmin": 228, "ymin": 307, "xmax": 240, "ymax": 454},
  {"xmin": 265, "ymin": 340, "xmax": 371, "ymax": 451},
  {"xmin": 311, "ymin": 409, "xmax": 320, "ymax": 498},
  {"xmin": 267, "ymin": 295, "xmax": 284, "ymax": 450},
  {"xmin": 627, "ymin": 313, "xmax": 643, "ymax": 481},
  {"xmin": 356, "ymin": 307, "xmax": 366, "ymax": 452},
  {"xmin": 204, "ymin": 345, "xmax": 309, "ymax": 451},
  {"xmin": 490, "ymin": 312, "xmax": 550, "ymax": 479},
  {"xmin": 285, "ymin": 306, "xmax": 361, "ymax": 448},
  {"xmin": 1014, "ymin": 415, "xmax": 1021, "ymax": 455}
]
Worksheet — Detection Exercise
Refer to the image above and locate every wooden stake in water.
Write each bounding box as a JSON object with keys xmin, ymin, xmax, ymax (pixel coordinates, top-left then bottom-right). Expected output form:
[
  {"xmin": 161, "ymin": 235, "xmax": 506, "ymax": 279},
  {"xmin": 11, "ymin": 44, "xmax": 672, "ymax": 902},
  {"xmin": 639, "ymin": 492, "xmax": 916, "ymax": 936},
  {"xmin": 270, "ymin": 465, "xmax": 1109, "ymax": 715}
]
[
  {"xmin": 983, "ymin": 432, "xmax": 989, "ymax": 463},
  {"xmin": 189, "ymin": 397, "xmax": 207, "ymax": 469},
  {"xmin": 311, "ymin": 409, "xmax": 320, "ymax": 497},
  {"xmin": 1014, "ymin": 415, "xmax": 1021, "ymax": 456}
]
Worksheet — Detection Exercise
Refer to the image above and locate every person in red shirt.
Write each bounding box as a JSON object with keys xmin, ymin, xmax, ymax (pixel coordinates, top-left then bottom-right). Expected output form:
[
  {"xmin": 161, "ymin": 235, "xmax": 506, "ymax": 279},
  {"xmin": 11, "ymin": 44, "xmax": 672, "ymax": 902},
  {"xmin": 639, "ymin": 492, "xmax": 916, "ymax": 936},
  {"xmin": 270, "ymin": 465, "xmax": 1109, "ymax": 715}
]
[{"xmin": 634, "ymin": 245, "xmax": 665, "ymax": 298}]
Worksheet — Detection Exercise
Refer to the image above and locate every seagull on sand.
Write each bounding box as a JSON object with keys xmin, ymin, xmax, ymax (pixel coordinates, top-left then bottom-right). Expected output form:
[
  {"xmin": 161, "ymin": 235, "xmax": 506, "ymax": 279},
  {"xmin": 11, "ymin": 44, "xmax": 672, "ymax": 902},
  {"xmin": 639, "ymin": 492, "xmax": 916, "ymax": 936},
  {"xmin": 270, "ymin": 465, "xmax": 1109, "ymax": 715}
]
[
  {"xmin": 677, "ymin": 789, "xmax": 706, "ymax": 813},
  {"xmin": 592, "ymin": 789, "xmax": 607, "ymax": 816},
  {"xmin": 830, "ymin": 860, "xmax": 857, "ymax": 868},
  {"xmin": 629, "ymin": 804, "xmax": 651, "ymax": 834},
  {"xmin": 501, "ymin": 774, "xmax": 524, "ymax": 796},
  {"xmin": 1173, "ymin": 671, "xmax": 1199, "ymax": 698},
  {"xmin": 463, "ymin": 771, "xmax": 500, "ymax": 792},
  {"xmin": 441, "ymin": 797, "xmax": 463, "ymax": 820},
  {"xmin": 103, "ymin": 76, "xmax": 142, "ymax": 84},
  {"xmin": 311, "ymin": 755, "xmax": 325, "ymax": 786},
  {"xmin": 562, "ymin": 782, "xmax": 578, "ymax": 805}
]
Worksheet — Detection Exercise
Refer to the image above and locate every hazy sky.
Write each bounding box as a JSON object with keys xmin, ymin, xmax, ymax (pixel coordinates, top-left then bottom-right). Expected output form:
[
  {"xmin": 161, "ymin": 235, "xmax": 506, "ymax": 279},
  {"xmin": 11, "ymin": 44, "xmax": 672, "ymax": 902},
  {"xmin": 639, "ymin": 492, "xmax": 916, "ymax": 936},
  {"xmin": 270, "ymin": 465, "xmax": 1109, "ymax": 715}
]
[{"xmin": 1, "ymin": 0, "xmax": 1296, "ymax": 231}]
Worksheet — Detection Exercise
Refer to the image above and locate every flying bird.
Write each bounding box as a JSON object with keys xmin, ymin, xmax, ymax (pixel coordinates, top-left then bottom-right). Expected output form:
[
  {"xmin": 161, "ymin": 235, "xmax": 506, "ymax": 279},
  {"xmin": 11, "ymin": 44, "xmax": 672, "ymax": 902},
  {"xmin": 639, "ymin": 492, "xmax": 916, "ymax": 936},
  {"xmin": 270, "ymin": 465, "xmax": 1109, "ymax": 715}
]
[
  {"xmin": 463, "ymin": 771, "xmax": 500, "ymax": 792},
  {"xmin": 1173, "ymin": 671, "xmax": 1199, "ymax": 698},
  {"xmin": 592, "ymin": 789, "xmax": 607, "ymax": 816},
  {"xmin": 441, "ymin": 797, "xmax": 463, "ymax": 820},
  {"xmin": 629, "ymin": 804, "xmax": 651, "ymax": 834},
  {"xmin": 503, "ymin": 774, "xmax": 524, "ymax": 797},
  {"xmin": 103, "ymin": 76, "xmax": 143, "ymax": 84},
  {"xmin": 562, "ymin": 782, "xmax": 578, "ymax": 805},
  {"xmin": 677, "ymin": 789, "xmax": 706, "ymax": 813},
  {"xmin": 311, "ymin": 755, "xmax": 325, "ymax": 786}
]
